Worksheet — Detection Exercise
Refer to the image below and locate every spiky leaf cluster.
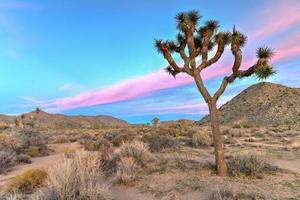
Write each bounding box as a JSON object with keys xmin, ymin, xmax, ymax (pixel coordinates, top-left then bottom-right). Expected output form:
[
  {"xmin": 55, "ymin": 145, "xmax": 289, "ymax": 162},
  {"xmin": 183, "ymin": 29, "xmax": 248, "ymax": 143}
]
[
  {"xmin": 154, "ymin": 39, "xmax": 164, "ymax": 54},
  {"xmin": 155, "ymin": 39, "xmax": 179, "ymax": 54},
  {"xmin": 164, "ymin": 66, "xmax": 178, "ymax": 77},
  {"xmin": 176, "ymin": 11, "xmax": 201, "ymax": 32},
  {"xmin": 231, "ymin": 28, "xmax": 247, "ymax": 47},
  {"xmin": 256, "ymin": 47, "xmax": 274, "ymax": 59},
  {"xmin": 215, "ymin": 31, "xmax": 231, "ymax": 45},
  {"xmin": 254, "ymin": 65, "xmax": 276, "ymax": 80}
]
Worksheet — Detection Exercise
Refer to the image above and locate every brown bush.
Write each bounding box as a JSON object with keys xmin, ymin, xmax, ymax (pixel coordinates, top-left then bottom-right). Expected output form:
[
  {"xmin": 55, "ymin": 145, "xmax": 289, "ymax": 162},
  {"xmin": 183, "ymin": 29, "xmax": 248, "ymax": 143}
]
[{"xmin": 7, "ymin": 168, "xmax": 47, "ymax": 193}]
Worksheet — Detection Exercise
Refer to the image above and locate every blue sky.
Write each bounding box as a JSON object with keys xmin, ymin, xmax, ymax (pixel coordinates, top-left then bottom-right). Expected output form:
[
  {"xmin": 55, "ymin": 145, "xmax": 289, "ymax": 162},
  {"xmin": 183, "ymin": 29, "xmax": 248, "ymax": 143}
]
[{"xmin": 0, "ymin": 0, "xmax": 299, "ymax": 123}]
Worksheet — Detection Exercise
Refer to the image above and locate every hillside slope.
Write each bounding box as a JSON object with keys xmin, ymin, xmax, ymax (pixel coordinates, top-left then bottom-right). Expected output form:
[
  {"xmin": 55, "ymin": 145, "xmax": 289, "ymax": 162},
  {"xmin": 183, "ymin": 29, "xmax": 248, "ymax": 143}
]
[
  {"xmin": 0, "ymin": 111, "xmax": 128, "ymax": 127},
  {"xmin": 201, "ymin": 82, "xmax": 300, "ymax": 125}
]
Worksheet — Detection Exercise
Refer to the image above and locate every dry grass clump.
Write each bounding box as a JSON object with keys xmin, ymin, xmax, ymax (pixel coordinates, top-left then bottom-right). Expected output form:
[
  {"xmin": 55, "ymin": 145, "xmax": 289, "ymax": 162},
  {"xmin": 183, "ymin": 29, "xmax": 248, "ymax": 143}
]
[
  {"xmin": 34, "ymin": 152, "xmax": 112, "ymax": 200},
  {"xmin": 227, "ymin": 154, "xmax": 277, "ymax": 178},
  {"xmin": 103, "ymin": 141, "xmax": 153, "ymax": 184},
  {"xmin": 191, "ymin": 131, "xmax": 212, "ymax": 147},
  {"xmin": 0, "ymin": 150, "xmax": 17, "ymax": 174},
  {"xmin": 114, "ymin": 156, "xmax": 137, "ymax": 184},
  {"xmin": 7, "ymin": 168, "xmax": 47, "ymax": 193}
]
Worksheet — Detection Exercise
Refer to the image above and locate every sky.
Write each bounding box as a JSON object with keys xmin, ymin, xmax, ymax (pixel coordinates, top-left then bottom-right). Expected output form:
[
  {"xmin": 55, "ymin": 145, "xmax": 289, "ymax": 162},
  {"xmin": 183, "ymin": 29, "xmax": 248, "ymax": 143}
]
[{"xmin": 0, "ymin": 0, "xmax": 299, "ymax": 123}]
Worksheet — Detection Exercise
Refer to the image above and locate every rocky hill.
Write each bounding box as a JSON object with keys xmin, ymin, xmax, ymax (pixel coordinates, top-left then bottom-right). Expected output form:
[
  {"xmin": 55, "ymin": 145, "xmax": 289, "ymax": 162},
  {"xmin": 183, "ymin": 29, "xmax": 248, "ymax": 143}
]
[
  {"xmin": 201, "ymin": 82, "xmax": 300, "ymax": 125},
  {"xmin": 0, "ymin": 111, "xmax": 128, "ymax": 128}
]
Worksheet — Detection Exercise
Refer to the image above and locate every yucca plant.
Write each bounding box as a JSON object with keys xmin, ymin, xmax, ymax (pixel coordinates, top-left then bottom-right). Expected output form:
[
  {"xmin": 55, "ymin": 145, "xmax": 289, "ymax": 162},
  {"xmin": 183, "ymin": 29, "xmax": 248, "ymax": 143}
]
[{"xmin": 154, "ymin": 11, "xmax": 275, "ymax": 176}]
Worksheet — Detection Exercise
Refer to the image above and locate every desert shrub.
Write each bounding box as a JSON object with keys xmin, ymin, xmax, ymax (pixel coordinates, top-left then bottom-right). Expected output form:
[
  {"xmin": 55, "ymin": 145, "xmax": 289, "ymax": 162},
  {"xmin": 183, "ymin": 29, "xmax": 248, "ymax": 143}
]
[
  {"xmin": 142, "ymin": 133, "xmax": 178, "ymax": 152},
  {"xmin": 7, "ymin": 168, "xmax": 47, "ymax": 193},
  {"xmin": 102, "ymin": 141, "xmax": 153, "ymax": 184},
  {"xmin": 34, "ymin": 152, "xmax": 112, "ymax": 200},
  {"xmin": 0, "ymin": 150, "xmax": 17, "ymax": 174},
  {"xmin": 83, "ymin": 137, "xmax": 112, "ymax": 152},
  {"xmin": 191, "ymin": 131, "xmax": 212, "ymax": 147},
  {"xmin": 16, "ymin": 154, "xmax": 32, "ymax": 164},
  {"xmin": 103, "ymin": 129, "xmax": 135, "ymax": 147},
  {"xmin": 208, "ymin": 186, "xmax": 235, "ymax": 200},
  {"xmin": 118, "ymin": 141, "xmax": 152, "ymax": 167},
  {"xmin": 232, "ymin": 124, "xmax": 241, "ymax": 129},
  {"xmin": 0, "ymin": 193, "xmax": 26, "ymax": 200},
  {"xmin": 111, "ymin": 133, "xmax": 131, "ymax": 147},
  {"xmin": 242, "ymin": 123, "xmax": 253, "ymax": 128},
  {"xmin": 26, "ymin": 146, "xmax": 40, "ymax": 157},
  {"xmin": 0, "ymin": 134, "xmax": 22, "ymax": 152},
  {"xmin": 18, "ymin": 129, "xmax": 48, "ymax": 156},
  {"xmin": 208, "ymin": 185, "xmax": 265, "ymax": 200},
  {"xmin": 63, "ymin": 147, "xmax": 76, "ymax": 159},
  {"xmin": 227, "ymin": 154, "xmax": 276, "ymax": 177},
  {"xmin": 48, "ymin": 135, "xmax": 70, "ymax": 144}
]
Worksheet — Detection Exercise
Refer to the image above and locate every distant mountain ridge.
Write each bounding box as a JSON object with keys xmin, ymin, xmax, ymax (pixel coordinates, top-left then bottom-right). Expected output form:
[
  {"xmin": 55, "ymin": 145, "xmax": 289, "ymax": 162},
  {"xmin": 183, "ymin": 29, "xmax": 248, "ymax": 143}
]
[
  {"xmin": 0, "ymin": 111, "xmax": 128, "ymax": 127},
  {"xmin": 201, "ymin": 82, "xmax": 300, "ymax": 125}
]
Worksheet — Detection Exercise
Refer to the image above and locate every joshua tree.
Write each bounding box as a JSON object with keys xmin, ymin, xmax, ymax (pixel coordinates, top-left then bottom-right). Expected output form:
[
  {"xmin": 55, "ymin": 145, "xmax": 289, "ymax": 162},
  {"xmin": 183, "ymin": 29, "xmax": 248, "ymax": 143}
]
[
  {"xmin": 35, "ymin": 107, "xmax": 41, "ymax": 114},
  {"xmin": 151, "ymin": 117, "xmax": 160, "ymax": 127},
  {"xmin": 154, "ymin": 11, "xmax": 275, "ymax": 176}
]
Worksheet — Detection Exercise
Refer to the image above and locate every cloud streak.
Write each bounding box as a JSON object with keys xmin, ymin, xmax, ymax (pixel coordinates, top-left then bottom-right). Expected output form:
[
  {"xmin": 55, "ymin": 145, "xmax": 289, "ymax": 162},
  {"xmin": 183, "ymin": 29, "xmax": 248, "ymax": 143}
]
[{"xmin": 250, "ymin": 1, "xmax": 300, "ymax": 40}]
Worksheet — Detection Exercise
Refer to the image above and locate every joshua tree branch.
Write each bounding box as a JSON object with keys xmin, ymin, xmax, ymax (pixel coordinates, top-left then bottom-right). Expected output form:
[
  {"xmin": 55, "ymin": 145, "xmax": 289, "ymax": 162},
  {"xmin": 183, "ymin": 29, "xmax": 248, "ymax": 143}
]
[
  {"xmin": 186, "ymin": 31, "xmax": 197, "ymax": 69},
  {"xmin": 197, "ymin": 42, "xmax": 225, "ymax": 73},
  {"xmin": 202, "ymin": 37, "xmax": 209, "ymax": 62},
  {"xmin": 214, "ymin": 64, "xmax": 257, "ymax": 100},
  {"xmin": 231, "ymin": 48, "xmax": 242, "ymax": 73},
  {"xmin": 206, "ymin": 42, "xmax": 225, "ymax": 66}
]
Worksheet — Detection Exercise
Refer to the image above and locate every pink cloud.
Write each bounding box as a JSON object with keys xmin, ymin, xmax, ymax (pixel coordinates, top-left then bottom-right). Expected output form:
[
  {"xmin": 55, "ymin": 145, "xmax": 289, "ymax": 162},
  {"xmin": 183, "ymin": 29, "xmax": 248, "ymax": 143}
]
[
  {"xmin": 250, "ymin": 1, "xmax": 300, "ymax": 40},
  {"xmin": 274, "ymin": 33, "xmax": 300, "ymax": 62},
  {"xmin": 27, "ymin": 66, "xmax": 233, "ymax": 112}
]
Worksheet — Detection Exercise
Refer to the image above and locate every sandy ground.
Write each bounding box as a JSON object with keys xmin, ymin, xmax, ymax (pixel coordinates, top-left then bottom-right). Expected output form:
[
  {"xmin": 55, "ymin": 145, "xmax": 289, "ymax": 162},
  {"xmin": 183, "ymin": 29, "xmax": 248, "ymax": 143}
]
[
  {"xmin": 0, "ymin": 140, "xmax": 299, "ymax": 199},
  {"xmin": 0, "ymin": 142, "xmax": 82, "ymax": 187}
]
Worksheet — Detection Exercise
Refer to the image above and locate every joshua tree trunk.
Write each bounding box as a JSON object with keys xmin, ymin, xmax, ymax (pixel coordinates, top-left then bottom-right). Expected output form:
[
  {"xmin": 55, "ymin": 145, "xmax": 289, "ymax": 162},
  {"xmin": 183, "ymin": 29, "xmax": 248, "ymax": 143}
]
[{"xmin": 208, "ymin": 100, "xmax": 228, "ymax": 176}]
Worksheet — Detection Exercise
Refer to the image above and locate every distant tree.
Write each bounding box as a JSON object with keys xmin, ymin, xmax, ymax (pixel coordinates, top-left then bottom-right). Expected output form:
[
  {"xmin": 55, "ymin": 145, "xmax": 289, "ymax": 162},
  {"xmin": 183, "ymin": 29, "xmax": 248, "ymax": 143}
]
[
  {"xmin": 151, "ymin": 117, "xmax": 160, "ymax": 127},
  {"xmin": 154, "ymin": 11, "xmax": 275, "ymax": 176},
  {"xmin": 35, "ymin": 107, "xmax": 41, "ymax": 114}
]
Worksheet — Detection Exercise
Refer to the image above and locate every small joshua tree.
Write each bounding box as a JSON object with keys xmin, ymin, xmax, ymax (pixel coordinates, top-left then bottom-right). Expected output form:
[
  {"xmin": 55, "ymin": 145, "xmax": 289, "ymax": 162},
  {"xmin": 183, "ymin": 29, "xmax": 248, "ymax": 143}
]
[
  {"xmin": 151, "ymin": 117, "xmax": 160, "ymax": 127},
  {"xmin": 154, "ymin": 11, "xmax": 275, "ymax": 176}
]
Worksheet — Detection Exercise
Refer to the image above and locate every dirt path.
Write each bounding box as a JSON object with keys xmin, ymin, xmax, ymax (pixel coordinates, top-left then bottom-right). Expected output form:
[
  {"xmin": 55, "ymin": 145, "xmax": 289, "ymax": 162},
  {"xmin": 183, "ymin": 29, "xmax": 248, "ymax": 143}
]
[
  {"xmin": 0, "ymin": 142, "xmax": 82, "ymax": 187},
  {"xmin": 112, "ymin": 186, "xmax": 154, "ymax": 200}
]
